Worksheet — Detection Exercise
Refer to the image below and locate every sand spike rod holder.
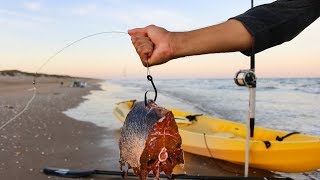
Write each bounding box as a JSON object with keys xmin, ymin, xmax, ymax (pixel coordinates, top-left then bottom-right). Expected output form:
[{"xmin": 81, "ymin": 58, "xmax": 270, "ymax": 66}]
[{"xmin": 234, "ymin": 69, "xmax": 257, "ymax": 177}]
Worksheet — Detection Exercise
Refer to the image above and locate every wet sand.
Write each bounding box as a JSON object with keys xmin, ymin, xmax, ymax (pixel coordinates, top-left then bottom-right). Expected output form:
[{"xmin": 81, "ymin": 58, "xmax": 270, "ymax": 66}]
[{"xmin": 0, "ymin": 75, "xmax": 279, "ymax": 180}]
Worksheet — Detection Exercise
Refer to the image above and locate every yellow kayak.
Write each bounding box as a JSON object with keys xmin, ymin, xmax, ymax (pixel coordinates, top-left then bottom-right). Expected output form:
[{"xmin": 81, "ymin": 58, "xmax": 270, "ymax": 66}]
[{"xmin": 113, "ymin": 100, "xmax": 320, "ymax": 173}]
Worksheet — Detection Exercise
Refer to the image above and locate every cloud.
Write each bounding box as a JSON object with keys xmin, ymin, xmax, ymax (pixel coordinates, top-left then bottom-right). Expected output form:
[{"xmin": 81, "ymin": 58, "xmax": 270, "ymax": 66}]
[
  {"xmin": 108, "ymin": 7, "xmax": 204, "ymax": 31},
  {"xmin": 24, "ymin": 2, "xmax": 42, "ymax": 11},
  {"xmin": 0, "ymin": 9, "xmax": 54, "ymax": 26},
  {"xmin": 64, "ymin": 1, "xmax": 225, "ymax": 35},
  {"xmin": 71, "ymin": 4, "xmax": 98, "ymax": 16}
]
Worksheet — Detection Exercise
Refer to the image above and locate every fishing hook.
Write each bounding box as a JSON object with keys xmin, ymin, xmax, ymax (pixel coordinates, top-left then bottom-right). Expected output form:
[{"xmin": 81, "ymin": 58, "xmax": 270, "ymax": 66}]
[{"xmin": 144, "ymin": 75, "xmax": 157, "ymax": 106}]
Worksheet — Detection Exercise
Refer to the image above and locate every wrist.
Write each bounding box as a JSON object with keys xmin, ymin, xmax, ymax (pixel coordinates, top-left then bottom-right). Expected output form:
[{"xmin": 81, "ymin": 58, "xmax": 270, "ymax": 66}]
[{"xmin": 169, "ymin": 32, "xmax": 187, "ymax": 60}]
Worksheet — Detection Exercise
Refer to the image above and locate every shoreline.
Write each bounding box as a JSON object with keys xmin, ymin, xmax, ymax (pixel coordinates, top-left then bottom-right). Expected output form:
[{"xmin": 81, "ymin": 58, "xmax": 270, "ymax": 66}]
[
  {"xmin": 61, "ymin": 80, "xmax": 281, "ymax": 179},
  {"xmin": 0, "ymin": 76, "xmax": 111, "ymax": 179},
  {"xmin": 1, "ymin": 76, "xmax": 309, "ymax": 179}
]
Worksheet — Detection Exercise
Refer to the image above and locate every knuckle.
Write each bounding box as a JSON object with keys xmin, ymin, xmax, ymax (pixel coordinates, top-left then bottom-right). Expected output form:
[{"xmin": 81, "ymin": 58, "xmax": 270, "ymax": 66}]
[{"xmin": 147, "ymin": 24, "xmax": 156, "ymax": 28}]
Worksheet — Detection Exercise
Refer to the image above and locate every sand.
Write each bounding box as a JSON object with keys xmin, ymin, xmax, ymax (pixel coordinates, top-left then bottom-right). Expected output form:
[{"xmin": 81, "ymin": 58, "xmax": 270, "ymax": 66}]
[
  {"xmin": 0, "ymin": 75, "xmax": 279, "ymax": 180},
  {"xmin": 0, "ymin": 75, "xmax": 111, "ymax": 179}
]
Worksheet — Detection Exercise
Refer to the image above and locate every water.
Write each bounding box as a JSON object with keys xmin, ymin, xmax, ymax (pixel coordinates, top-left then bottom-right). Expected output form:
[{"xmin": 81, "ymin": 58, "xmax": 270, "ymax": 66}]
[
  {"xmin": 106, "ymin": 78, "xmax": 320, "ymax": 135},
  {"xmin": 64, "ymin": 78, "xmax": 320, "ymax": 179}
]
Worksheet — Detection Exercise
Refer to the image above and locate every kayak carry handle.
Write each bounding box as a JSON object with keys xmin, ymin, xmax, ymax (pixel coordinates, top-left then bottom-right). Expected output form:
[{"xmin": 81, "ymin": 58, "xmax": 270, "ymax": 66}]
[{"xmin": 276, "ymin": 132, "xmax": 300, "ymax": 141}]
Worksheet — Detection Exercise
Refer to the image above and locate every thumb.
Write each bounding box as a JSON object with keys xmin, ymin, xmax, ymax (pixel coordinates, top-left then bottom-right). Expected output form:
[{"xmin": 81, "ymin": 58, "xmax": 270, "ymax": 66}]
[{"xmin": 128, "ymin": 28, "xmax": 147, "ymax": 36}]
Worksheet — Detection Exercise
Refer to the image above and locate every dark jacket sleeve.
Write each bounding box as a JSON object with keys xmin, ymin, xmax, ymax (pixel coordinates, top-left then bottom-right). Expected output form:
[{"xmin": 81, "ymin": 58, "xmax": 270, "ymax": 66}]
[{"xmin": 231, "ymin": 0, "xmax": 320, "ymax": 56}]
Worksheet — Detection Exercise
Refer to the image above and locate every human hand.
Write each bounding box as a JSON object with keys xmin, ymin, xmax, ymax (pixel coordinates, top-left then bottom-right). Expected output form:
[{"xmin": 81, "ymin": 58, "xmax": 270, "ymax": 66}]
[{"xmin": 128, "ymin": 25, "xmax": 174, "ymax": 67}]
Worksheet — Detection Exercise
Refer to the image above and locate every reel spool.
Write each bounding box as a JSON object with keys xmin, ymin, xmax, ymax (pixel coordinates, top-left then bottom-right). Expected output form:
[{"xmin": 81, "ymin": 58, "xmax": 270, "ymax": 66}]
[{"xmin": 234, "ymin": 70, "xmax": 257, "ymax": 88}]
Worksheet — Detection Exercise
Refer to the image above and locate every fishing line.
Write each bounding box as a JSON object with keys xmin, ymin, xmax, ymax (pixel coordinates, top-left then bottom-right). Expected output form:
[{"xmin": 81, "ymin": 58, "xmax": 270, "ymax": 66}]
[
  {"xmin": 144, "ymin": 59, "xmax": 158, "ymax": 106},
  {"xmin": 146, "ymin": 59, "xmax": 151, "ymax": 77},
  {"xmin": 0, "ymin": 31, "xmax": 128, "ymax": 131},
  {"xmin": 203, "ymin": 133, "xmax": 241, "ymax": 175},
  {"xmin": 0, "ymin": 88, "xmax": 36, "ymax": 130},
  {"xmin": 35, "ymin": 31, "xmax": 127, "ymax": 74}
]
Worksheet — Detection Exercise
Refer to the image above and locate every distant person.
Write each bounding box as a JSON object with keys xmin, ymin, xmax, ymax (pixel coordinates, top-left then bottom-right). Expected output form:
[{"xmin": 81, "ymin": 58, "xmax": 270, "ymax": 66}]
[
  {"xmin": 60, "ymin": 81, "xmax": 64, "ymax": 87},
  {"xmin": 128, "ymin": 0, "xmax": 320, "ymax": 67}
]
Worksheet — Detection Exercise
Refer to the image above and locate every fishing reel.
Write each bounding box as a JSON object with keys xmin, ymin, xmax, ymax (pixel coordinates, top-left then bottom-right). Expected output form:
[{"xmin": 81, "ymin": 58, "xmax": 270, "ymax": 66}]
[{"xmin": 234, "ymin": 70, "xmax": 257, "ymax": 88}]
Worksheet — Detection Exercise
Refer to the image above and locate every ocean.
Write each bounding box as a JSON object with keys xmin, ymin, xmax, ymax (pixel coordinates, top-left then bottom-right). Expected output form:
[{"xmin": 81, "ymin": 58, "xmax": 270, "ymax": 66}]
[{"xmin": 64, "ymin": 78, "xmax": 320, "ymax": 179}]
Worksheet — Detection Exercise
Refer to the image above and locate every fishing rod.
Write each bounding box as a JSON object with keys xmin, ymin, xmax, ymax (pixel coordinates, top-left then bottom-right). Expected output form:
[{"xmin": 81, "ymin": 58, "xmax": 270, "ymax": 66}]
[
  {"xmin": 233, "ymin": 0, "xmax": 256, "ymax": 177},
  {"xmin": 43, "ymin": 167, "xmax": 292, "ymax": 180}
]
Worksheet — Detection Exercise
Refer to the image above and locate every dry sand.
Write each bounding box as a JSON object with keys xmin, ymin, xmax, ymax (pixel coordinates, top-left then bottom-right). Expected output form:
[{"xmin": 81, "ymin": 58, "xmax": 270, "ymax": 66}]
[
  {"xmin": 0, "ymin": 75, "xmax": 110, "ymax": 179},
  {"xmin": 0, "ymin": 75, "xmax": 279, "ymax": 180}
]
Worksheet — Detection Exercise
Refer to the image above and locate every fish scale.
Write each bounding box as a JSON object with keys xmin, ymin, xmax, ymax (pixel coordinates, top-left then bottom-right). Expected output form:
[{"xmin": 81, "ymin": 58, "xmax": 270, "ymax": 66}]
[{"xmin": 119, "ymin": 100, "xmax": 184, "ymax": 179}]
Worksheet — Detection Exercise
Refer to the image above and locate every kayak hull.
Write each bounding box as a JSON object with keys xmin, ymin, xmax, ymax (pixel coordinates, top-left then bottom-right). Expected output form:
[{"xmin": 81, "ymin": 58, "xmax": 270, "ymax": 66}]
[{"xmin": 113, "ymin": 100, "xmax": 320, "ymax": 173}]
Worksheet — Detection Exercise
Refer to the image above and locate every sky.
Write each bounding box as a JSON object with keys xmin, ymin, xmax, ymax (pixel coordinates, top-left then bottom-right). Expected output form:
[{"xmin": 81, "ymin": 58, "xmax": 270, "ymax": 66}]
[{"xmin": 1, "ymin": 0, "xmax": 319, "ymax": 79}]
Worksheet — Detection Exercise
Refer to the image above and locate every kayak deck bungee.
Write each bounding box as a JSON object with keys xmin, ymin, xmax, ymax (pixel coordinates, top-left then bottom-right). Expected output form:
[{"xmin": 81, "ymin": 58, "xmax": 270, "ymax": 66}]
[{"xmin": 113, "ymin": 100, "xmax": 320, "ymax": 173}]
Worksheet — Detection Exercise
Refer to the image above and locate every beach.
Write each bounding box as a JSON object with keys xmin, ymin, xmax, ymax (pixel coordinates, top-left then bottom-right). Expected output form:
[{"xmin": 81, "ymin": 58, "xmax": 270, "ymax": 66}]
[
  {"xmin": 0, "ymin": 75, "xmax": 275, "ymax": 180},
  {"xmin": 1, "ymin": 75, "xmax": 319, "ymax": 179},
  {"xmin": 0, "ymin": 75, "xmax": 110, "ymax": 179}
]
